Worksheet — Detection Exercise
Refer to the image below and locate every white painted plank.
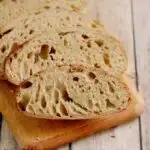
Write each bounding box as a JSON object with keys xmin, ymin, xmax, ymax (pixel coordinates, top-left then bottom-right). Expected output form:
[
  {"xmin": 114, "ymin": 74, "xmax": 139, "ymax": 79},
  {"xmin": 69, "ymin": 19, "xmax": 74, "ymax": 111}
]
[
  {"xmin": 72, "ymin": 0, "xmax": 140, "ymax": 150},
  {"xmin": 132, "ymin": 0, "xmax": 150, "ymax": 150},
  {"xmin": 0, "ymin": 120, "xmax": 19, "ymax": 150},
  {"xmin": 58, "ymin": 145, "xmax": 69, "ymax": 150}
]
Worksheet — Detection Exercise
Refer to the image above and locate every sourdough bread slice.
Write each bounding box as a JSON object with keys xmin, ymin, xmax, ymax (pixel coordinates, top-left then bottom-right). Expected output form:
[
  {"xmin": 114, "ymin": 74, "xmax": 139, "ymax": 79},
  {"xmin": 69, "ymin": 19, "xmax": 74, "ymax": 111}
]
[
  {"xmin": 5, "ymin": 26, "xmax": 127, "ymax": 85},
  {"xmin": 16, "ymin": 65, "xmax": 136, "ymax": 119},
  {"xmin": 0, "ymin": 9, "xmax": 104, "ymax": 79},
  {"xmin": 0, "ymin": 0, "xmax": 86, "ymax": 33}
]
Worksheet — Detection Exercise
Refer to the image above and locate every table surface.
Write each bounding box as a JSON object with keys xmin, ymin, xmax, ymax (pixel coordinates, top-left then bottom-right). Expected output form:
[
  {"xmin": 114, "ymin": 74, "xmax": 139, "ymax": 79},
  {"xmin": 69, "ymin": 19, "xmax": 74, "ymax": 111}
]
[{"xmin": 0, "ymin": 0, "xmax": 150, "ymax": 150}]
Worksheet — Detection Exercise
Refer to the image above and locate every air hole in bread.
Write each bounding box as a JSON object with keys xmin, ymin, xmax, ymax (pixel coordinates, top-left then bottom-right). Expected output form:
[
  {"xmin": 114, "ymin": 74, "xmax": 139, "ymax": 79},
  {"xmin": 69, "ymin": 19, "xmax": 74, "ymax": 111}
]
[
  {"xmin": 94, "ymin": 63, "xmax": 100, "ymax": 68},
  {"xmin": 0, "ymin": 0, "xmax": 4, "ymax": 2},
  {"xmin": 82, "ymin": 34, "xmax": 89, "ymax": 39},
  {"xmin": 62, "ymin": 90, "xmax": 73, "ymax": 102},
  {"xmin": 50, "ymin": 46, "xmax": 56, "ymax": 54},
  {"xmin": 66, "ymin": 16, "xmax": 70, "ymax": 21},
  {"xmin": 122, "ymin": 101, "xmax": 125, "ymax": 104},
  {"xmin": 108, "ymin": 82, "xmax": 115, "ymax": 93},
  {"xmin": 24, "ymin": 24, "xmax": 28, "ymax": 28},
  {"xmin": 76, "ymin": 24, "xmax": 82, "ymax": 27},
  {"xmin": 91, "ymin": 23, "xmax": 97, "ymax": 28},
  {"xmin": 106, "ymin": 99, "xmax": 115, "ymax": 108},
  {"xmin": 79, "ymin": 85, "xmax": 83, "ymax": 88},
  {"xmin": 95, "ymin": 40, "xmax": 103, "ymax": 47},
  {"xmin": 60, "ymin": 103, "xmax": 68, "ymax": 116},
  {"xmin": 80, "ymin": 45, "xmax": 83, "ymax": 50},
  {"xmin": 103, "ymin": 53, "xmax": 111, "ymax": 67},
  {"xmin": 40, "ymin": 44, "xmax": 49, "ymax": 59},
  {"xmin": 1, "ymin": 45, "xmax": 6, "ymax": 53},
  {"xmin": 105, "ymin": 46, "xmax": 109, "ymax": 49},
  {"xmin": 24, "ymin": 36, "xmax": 27, "ymax": 40},
  {"xmin": 87, "ymin": 41, "xmax": 91, "ymax": 48},
  {"xmin": 34, "ymin": 54, "xmax": 39, "ymax": 63},
  {"xmin": 18, "ymin": 94, "xmax": 30, "ymax": 111},
  {"xmin": 95, "ymin": 103, "xmax": 99, "ymax": 108},
  {"xmin": 9, "ymin": 57, "xmax": 12, "ymax": 63},
  {"xmin": 41, "ymin": 96, "xmax": 47, "ymax": 108},
  {"xmin": 3, "ymin": 28, "xmax": 13, "ymax": 36},
  {"xmin": 95, "ymin": 79, "xmax": 99, "ymax": 84},
  {"xmin": 30, "ymin": 69, "xmax": 33, "ymax": 76},
  {"xmin": 21, "ymin": 81, "xmax": 32, "ymax": 89},
  {"xmin": 64, "ymin": 39, "xmax": 68, "ymax": 46},
  {"xmin": 14, "ymin": 53, "xmax": 18, "ymax": 58},
  {"xmin": 100, "ymin": 89, "xmax": 104, "ymax": 94},
  {"xmin": 58, "ymin": 31, "xmax": 73, "ymax": 37},
  {"xmin": 35, "ymin": 11, "xmax": 41, "ymax": 15},
  {"xmin": 54, "ymin": 90, "xmax": 59, "ymax": 104},
  {"xmin": 50, "ymin": 55, "xmax": 54, "ymax": 61},
  {"xmin": 41, "ymin": 62, "xmax": 44, "ymax": 66},
  {"xmin": 56, "ymin": 113, "xmax": 61, "ymax": 117},
  {"xmin": 56, "ymin": 6, "xmax": 60, "ymax": 9},
  {"xmin": 116, "ymin": 95, "xmax": 119, "ymax": 100},
  {"xmin": 29, "ymin": 29, "xmax": 34, "ymax": 35},
  {"xmin": 44, "ymin": 6, "xmax": 50, "ymax": 9},
  {"xmin": 88, "ymin": 72, "xmax": 96, "ymax": 79},
  {"xmin": 88, "ymin": 86, "xmax": 91, "ymax": 90},
  {"xmin": 27, "ymin": 52, "xmax": 33, "ymax": 59},
  {"xmin": 61, "ymin": 58, "xmax": 64, "ymax": 62},
  {"xmin": 73, "ymin": 77, "xmax": 79, "ymax": 81},
  {"xmin": 12, "ymin": 0, "xmax": 16, "ymax": 2}
]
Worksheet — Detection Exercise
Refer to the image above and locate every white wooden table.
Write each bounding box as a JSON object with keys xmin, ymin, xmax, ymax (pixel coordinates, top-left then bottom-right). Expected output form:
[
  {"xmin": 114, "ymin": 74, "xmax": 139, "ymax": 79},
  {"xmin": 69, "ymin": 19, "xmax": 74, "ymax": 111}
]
[{"xmin": 0, "ymin": 0, "xmax": 149, "ymax": 149}]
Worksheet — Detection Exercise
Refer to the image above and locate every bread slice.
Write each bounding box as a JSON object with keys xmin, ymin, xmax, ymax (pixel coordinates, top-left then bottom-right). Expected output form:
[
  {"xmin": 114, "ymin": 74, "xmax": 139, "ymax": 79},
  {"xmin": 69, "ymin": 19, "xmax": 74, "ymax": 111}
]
[
  {"xmin": 5, "ymin": 26, "xmax": 127, "ymax": 85},
  {"xmin": 16, "ymin": 65, "xmax": 136, "ymax": 119},
  {"xmin": 0, "ymin": 80, "xmax": 143, "ymax": 149},
  {"xmin": 0, "ymin": 9, "xmax": 104, "ymax": 79},
  {"xmin": 0, "ymin": 0, "xmax": 86, "ymax": 33}
]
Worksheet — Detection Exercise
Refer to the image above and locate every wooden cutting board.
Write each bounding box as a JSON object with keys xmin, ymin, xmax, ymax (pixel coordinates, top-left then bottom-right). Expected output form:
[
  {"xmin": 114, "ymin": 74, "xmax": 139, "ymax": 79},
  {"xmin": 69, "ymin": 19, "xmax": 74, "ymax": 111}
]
[{"xmin": 0, "ymin": 81, "xmax": 138, "ymax": 150}]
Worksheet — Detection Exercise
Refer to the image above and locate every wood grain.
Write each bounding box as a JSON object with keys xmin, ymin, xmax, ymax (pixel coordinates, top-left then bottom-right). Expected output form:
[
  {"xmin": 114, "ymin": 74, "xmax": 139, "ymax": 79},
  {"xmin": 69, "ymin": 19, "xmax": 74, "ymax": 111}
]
[
  {"xmin": 72, "ymin": 0, "xmax": 140, "ymax": 150},
  {"xmin": 132, "ymin": 0, "xmax": 150, "ymax": 149}
]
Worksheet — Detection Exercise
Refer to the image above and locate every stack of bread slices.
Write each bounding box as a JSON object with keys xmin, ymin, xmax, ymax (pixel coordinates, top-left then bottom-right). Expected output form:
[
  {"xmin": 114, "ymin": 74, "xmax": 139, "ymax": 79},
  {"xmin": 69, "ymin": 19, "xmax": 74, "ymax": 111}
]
[{"xmin": 0, "ymin": 0, "xmax": 143, "ymax": 120}]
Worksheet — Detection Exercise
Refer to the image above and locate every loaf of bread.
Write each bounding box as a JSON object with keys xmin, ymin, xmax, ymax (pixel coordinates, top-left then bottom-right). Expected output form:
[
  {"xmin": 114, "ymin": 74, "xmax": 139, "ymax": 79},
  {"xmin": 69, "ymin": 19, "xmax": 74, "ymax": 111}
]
[
  {"xmin": 0, "ymin": 8, "xmax": 104, "ymax": 79},
  {"xmin": 0, "ymin": 0, "xmax": 86, "ymax": 33},
  {"xmin": 16, "ymin": 65, "xmax": 133, "ymax": 119},
  {"xmin": 5, "ymin": 26, "xmax": 127, "ymax": 85}
]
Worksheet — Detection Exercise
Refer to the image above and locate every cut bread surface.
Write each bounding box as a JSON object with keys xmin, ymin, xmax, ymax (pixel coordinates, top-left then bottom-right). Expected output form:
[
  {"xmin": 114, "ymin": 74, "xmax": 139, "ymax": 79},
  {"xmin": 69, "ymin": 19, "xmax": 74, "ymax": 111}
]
[
  {"xmin": 16, "ymin": 65, "xmax": 131, "ymax": 119},
  {"xmin": 0, "ymin": 0, "xmax": 86, "ymax": 32},
  {"xmin": 5, "ymin": 26, "xmax": 127, "ymax": 85},
  {"xmin": 0, "ymin": 8, "xmax": 104, "ymax": 79}
]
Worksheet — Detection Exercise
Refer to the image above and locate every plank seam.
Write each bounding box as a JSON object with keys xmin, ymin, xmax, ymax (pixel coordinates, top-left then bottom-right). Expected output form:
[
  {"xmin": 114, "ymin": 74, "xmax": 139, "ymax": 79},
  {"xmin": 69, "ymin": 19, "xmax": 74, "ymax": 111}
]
[
  {"xmin": 69, "ymin": 143, "xmax": 72, "ymax": 150},
  {"xmin": 130, "ymin": 0, "xmax": 143, "ymax": 150}
]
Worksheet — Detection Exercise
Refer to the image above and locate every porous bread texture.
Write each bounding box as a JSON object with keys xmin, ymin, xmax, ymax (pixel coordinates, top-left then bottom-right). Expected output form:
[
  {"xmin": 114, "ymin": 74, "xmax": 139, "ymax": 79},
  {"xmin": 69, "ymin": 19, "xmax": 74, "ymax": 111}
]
[
  {"xmin": 0, "ymin": 9, "xmax": 104, "ymax": 79},
  {"xmin": 0, "ymin": 0, "xmax": 86, "ymax": 32},
  {"xmin": 5, "ymin": 26, "xmax": 127, "ymax": 85},
  {"xmin": 16, "ymin": 65, "xmax": 131, "ymax": 119}
]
